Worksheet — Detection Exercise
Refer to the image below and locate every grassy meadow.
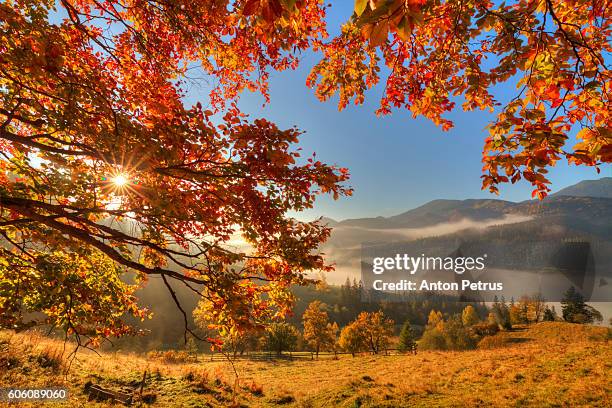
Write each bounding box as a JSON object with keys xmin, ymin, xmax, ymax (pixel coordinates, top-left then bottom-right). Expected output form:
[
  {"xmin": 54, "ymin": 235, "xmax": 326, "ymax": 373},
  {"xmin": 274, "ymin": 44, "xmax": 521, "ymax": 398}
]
[{"xmin": 0, "ymin": 322, "xmax": 610, "ymax": 407}]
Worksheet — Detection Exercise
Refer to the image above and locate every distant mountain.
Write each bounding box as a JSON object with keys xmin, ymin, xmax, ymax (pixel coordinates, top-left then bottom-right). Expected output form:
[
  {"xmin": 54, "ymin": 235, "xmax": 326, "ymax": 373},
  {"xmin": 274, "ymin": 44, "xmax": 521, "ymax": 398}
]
[
  {"xmin": 316, "ymin": 217, "xmax": 339, "ymax": 227},
  {"xmin": 338, "ymin": 199, "xmax": 517, "ymax": 229},
  {"xmin": 552, "ymin": 177, "xmax": 612, "ymax": 199},
  {"xmin": 331, "ymin": 177, "xmax": 612, "ymax": 230},
  {"xmin": 387, "ymin": 198, "xmax": 516, "ymax": 227}
]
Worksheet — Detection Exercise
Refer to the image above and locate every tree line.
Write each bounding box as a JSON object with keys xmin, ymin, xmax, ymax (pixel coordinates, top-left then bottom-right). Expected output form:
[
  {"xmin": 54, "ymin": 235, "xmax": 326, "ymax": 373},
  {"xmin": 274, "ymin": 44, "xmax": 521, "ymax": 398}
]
[{"xmin": 190, "ymin": 285, "xmax": 603, "ymax": 358}]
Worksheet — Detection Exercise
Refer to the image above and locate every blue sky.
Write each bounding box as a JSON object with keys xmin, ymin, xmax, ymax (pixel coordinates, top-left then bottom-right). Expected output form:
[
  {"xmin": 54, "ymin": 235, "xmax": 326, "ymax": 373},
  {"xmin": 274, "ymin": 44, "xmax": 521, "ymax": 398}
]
[{"xmin": 200, "ymin": 4, "xmax": 611, "ymax": 220}]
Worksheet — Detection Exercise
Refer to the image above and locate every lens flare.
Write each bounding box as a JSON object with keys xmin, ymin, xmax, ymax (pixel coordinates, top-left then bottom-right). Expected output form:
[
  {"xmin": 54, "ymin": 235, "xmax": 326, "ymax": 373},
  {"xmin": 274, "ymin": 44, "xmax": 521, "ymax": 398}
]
[{"xmin": 111, "ymin": 174, "xmax": 129, "ymax": 187}]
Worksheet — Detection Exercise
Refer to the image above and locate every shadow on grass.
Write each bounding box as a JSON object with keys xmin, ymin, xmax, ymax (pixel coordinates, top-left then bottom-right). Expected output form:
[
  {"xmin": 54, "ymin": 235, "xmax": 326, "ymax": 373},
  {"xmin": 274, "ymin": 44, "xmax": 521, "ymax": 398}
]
[{"xmin": 505, "ymin": 337, "xmax": 532, "ymax": 344}]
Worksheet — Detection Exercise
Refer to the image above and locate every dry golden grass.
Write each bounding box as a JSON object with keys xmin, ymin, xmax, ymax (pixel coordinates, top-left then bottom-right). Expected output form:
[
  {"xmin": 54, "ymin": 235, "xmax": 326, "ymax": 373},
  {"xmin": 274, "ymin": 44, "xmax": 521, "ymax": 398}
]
[{"xmin": 0, "ymin": 322, "xmax": 610, "ymax": 407}]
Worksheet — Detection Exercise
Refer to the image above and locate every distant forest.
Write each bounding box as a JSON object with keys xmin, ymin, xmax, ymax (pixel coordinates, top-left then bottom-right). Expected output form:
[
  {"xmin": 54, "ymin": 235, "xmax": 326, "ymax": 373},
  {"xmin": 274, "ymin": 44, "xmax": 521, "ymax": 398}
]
[{"xmin": 109, "ymin": 280, "xmax": 487, "ymax": 352}]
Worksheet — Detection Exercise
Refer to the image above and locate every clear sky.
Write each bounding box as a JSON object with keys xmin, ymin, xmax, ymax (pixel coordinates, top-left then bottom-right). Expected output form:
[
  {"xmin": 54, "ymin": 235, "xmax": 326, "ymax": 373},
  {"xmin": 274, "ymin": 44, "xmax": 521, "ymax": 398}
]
[{"xmin": 190, "ymin": 3, "xmax": 612, "ymax": 221}]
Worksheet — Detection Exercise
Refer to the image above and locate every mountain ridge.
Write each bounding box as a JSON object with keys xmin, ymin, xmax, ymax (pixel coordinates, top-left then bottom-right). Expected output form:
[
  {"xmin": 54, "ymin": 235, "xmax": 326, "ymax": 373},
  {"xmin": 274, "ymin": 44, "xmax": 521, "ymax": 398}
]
[
  {"xmin": 325, "ymin": 177, "xmax": 611, "ymax": 229},
  {"xmin": 551, "ymin": 176, "xmax": 612, "ymax": 199}
]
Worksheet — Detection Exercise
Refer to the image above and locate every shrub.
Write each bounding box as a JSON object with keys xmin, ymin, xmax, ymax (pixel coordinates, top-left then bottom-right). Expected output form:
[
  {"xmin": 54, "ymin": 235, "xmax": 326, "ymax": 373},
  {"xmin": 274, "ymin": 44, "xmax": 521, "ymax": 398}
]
[
  {"xmin": 36, "ymin": 346, "xmax": 64, "ymax": 371},
  {"xmin": 419, "ymin": 312, "xmax": 476, "ymax": 351},
  {"xmin": 470, "ymin": 321, "xmax": 499, "ymax": 337},
  {"xmin": 419, "ymin": 326, "xmax": 447, "ymax": 350},
  {"xmin": 147, "ymin": 349, "xmax": 191, "ymax": 363},
  {"xmin": 246, "ymin": 381, "xmax": 264, "ymax": 396}
]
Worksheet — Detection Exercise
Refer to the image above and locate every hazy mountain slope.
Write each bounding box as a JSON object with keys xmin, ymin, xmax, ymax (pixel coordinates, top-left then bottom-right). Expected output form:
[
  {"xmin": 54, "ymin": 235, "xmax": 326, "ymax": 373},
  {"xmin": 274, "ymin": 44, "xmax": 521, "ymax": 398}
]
[
  {"xmin": 338, "ymin": 199, "xmax": 517, "ymax": 229},
  {"xmin": 551, "ymin": 176, "xmax": 612, "ymax": 198},
  {"xmin": 332, "ymin": 177, "xmax": 611, "ymax": 231},
  {"xmin": 323, "ymin": 178, "xmax": 612, "ymax": 285}
]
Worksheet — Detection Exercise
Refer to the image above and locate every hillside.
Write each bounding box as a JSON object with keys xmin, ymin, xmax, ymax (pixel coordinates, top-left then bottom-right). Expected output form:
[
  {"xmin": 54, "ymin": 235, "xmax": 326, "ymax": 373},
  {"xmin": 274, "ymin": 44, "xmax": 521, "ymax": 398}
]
[
  {"xmin": 1, "ymin": 323, "xmax": 609, "ymax": 407},
  {"xmin": 552, "ymin": 177, "xmax": 612, "ymax": 199},
  {"xmin": 339, "ymin": 199, "xmax": 517, "ymax": 229},
  {"xmin": 329, "ymin": 177, "xmax": 612, "ymax": 231}
]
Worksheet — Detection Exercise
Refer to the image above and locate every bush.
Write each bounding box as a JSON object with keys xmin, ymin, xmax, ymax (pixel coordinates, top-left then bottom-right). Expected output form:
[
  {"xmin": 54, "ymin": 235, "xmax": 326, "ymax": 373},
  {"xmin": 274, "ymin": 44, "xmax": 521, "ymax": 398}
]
[
  {"xmin": 245, "ymin": 381, "xmax": 264, "ymax": 396},
  {"xmin": 419, "ymin": 327, "xmax": 447, "ymax": 350},
  {"xmin": 36, "ymin": 346, "xmax": 64, "ymax": 371},
  {"xmin": 419, "ymin": 313, "xmax": 476, "ymax": 351},
  {"xmin": 470, "ymin": 321, "xmax": 499, "ymax": 337},
  {"xmin": 147, "ymin": 350, "xmax": 192, "ymax": 364}
]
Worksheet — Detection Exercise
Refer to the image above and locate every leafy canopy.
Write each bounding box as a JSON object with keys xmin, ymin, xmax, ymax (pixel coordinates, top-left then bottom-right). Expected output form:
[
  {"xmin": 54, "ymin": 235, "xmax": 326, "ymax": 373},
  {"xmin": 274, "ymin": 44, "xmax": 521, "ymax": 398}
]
[
  {"xmin": 265, "ymin": 322, "xmax": 299, "ymax": 355},
  {"xmin": 338, "ymin": 311, "xmax": 394, "ymax": 355},
  {"xmin": 310, "ymin": 0, "xmax": 610, "ymax": 198}
]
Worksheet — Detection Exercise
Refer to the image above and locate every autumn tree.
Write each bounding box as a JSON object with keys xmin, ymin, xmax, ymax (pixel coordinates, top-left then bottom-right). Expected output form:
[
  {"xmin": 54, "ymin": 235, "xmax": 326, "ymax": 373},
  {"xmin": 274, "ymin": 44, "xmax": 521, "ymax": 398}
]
[
  {"xmin": 421, "ymin": 311, "xmax": 476, "ymax": 351},
  {"xmin": 426, "ymin": 310, "xmax": 444, "ymax": 329},
  {"xmin": 313, "ymin": 0, "xmax": 611, "ymax": 198},
  {"xmin": 509, "ymin": 298, "xmax": 527, "ymax": 325},
  {"xmin": 338, "ymin": 321, "xmax": 363, "ymax": 357},
  {"xmin": 461, "ymin": 305, "xmax": 480, "ymax": 326},
  {"xmin": 302, "ymin": 300, "xmax": 337, "ymax": 358},
  {"xmin": 516, "ymin": 293, "xmax": 547, "ymax": 323},
  {"xmin": 352, "ymin": 311, "xmax": 395, "ymax": 355},
  {"xmin": 420, "ymin": 309, "xmax": 447, "ymax": 350},
  {"xmin": 0, "ymin": 0, "xmax": 349, "ymax": 347},
  {"xmin": 265, "ymin": 322, "xmax": 299, "ymax": 356}
]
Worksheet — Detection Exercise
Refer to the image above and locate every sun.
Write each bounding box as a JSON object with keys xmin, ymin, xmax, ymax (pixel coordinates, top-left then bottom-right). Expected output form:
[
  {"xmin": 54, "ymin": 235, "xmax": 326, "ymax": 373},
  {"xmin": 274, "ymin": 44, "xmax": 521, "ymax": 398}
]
[{"xmin": 111, "ymin": 173, "xmax": 130, "ymax": 187}]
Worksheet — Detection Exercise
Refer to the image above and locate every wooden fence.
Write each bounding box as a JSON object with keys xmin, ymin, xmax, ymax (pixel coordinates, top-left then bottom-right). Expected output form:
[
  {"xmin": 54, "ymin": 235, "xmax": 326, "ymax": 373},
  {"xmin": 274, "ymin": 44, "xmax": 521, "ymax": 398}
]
[{"xmin": 208, "ymin": 349, "xmax": 410, "ymax": 362}]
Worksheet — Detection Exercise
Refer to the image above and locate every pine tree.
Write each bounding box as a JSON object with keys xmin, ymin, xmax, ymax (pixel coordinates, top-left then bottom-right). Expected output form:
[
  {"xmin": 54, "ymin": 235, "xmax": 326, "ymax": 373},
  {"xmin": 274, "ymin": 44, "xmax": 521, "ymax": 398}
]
[
  {"xmin": 543, "ymin": 307, "xmax": 556, "ymax": 322},
  {"xmin": 397, "ymin": 320, "xmax": 417, "ymax": 354},
  {"xmin": 491, "ymin": 300, "xmax": 512, "ymax": 330},
  {"xmin": 561, "ymin": 287, "xmax": 602, "ymax": 323},
  {"xmin": 561, "ymin": 286, "xmax": 585, "ymax": 322}
]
